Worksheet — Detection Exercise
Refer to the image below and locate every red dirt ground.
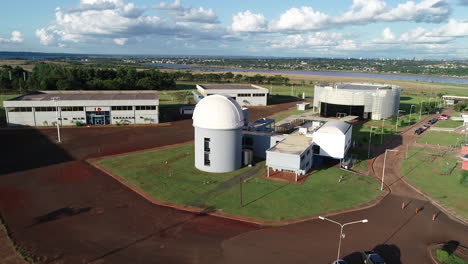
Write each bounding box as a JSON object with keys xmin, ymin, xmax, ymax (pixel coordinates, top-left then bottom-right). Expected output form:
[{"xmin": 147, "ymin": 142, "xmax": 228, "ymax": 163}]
[{"xmin": 0, "ymin": 103, "xmax": 467, "ymax": 264}]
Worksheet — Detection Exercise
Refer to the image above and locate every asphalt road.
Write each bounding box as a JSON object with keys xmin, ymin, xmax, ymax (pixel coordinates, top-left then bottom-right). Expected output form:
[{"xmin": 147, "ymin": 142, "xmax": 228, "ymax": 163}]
[{"xmin": 0, "ymin": 104, "xmax": 467, "ymax": 264}]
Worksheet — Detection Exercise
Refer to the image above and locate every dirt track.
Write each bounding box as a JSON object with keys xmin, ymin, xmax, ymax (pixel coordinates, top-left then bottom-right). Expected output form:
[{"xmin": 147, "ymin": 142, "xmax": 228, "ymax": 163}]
[{"xmin": 0, "ymin": 103, "xmax": 467, "ymax": 264}]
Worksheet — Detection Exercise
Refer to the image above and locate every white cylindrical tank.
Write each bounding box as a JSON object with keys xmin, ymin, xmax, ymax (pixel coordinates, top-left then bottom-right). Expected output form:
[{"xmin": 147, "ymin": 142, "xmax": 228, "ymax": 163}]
[
  {"xmin": 193, "ymin": 95, "xmax": 244, "ymax": 173},
  {"xmin": 243, "ymin": 149, "xmax": 253, "ymax": 166}
]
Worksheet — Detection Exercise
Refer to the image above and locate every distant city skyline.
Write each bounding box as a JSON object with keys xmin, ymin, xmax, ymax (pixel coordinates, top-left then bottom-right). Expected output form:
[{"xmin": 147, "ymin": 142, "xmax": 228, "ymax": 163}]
[{"xmin": 1, "ymin": 0, "xmax": 468, "ymax": 59}]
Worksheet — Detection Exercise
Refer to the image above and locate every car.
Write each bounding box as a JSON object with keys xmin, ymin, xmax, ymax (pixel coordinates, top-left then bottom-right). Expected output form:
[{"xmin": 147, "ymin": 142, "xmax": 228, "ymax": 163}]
[
  {"xmin": 422, "ymin": 125, "xmax": 430, "ymax": 130},
  {"xmin": 438, "ymin": 114, "xmax": 450, "ymax": 120},
  {"xmin": 332, "ymin": 260, "xmax": 348, "ymax": 264},
  {"xmin": 428, "ymin": 118, "xmax": 438, "ymax": 125},
  {"xmin": 415, "ymin": 128, "xmax": 424, "ymax": 135},
  {"xmin": 362, "ymin": 251, "xmax": 386, "ymax": 264}
]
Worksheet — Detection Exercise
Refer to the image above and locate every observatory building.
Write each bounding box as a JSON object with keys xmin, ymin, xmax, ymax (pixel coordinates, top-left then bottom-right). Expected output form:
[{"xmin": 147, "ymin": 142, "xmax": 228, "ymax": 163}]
[
  {"xmin": 193, "ymin": 94, "xmax": 244, "ymax": 173},
  {"xmin": 313, "ymin": 83, "xmax": 401, "ymax": 120}
]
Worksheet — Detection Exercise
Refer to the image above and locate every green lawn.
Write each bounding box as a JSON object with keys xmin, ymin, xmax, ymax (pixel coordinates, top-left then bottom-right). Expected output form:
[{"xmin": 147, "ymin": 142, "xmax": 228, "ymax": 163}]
[
  {"xmin": 352, "ymin": 123, "xmax": 401, "ymax": 147},
  {"xmin": 402, "ymin": 151, "xmax": 468, "ymax": 219},
  {"xmin": 417, "ymin": 131, "xmax": 467, "ymax": 147},
  {"xmin": 436, "ymin": 249, "xmax": 468, "ymax": 264},
  {"xmin": 99, "ymin": 143, "xmax": 381, "ymax": 221},
  {"xmin": 434, "ymin": 119, "xmax": 463, "ymax": 128}
]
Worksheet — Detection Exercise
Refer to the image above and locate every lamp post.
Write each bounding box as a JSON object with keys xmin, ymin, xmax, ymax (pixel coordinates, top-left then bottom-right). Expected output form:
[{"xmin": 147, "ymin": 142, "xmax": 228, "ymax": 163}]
[
  {"xmin": 409, "ymin": 105, "xmax": 416, "ymax": 125},
  {"xmin": 381, "ymin": 149, "xmax": 399, "ymax": 191},
  {"xmin": 381, "ymin": 119, "xmax": 385, "ymax": 144},
  {"xmin": 395, "ymin": 110, "xmax": 404, "ymax": 132},
  {"xmin": 51, "ymin": 97, "xmax": 61, "ymax": 143},
  {"xmin": 419, "ymin": 100, "xmax": 424, "ymax": 120},
  {"xmin": 368, "ymin": 126, "xmax": 378, "ymax": 158},
  {"xmin": 318, "ymin": 216, "xmax": 369, "ymax": 263}
]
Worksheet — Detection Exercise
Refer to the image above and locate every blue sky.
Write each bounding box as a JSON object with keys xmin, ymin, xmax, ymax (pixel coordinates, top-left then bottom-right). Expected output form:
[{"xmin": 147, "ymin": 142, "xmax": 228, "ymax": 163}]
[{"xmin": 1, "ymin": 0, "xmax": 468, "ymax": 58}]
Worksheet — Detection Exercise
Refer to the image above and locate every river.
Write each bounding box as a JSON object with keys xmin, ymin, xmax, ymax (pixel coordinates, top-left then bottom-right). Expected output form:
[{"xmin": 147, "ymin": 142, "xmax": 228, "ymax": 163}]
[{"xmin": 145, "ymin": 63, "xmax": 468, "ymax": 86}]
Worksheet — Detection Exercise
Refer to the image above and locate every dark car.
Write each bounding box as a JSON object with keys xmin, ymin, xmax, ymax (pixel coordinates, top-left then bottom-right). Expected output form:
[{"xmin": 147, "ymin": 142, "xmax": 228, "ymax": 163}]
[
  {"xmin": 428, "ymin": 118, "xmax": 438, "ymax": 125},
  {"xmin": 415, "ymin": 128, "xmax": 424, "ymax": 135}
]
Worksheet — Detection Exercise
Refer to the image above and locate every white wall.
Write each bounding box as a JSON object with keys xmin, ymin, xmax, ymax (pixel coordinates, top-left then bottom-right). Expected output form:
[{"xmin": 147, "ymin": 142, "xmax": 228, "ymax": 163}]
[{"xmin": 6, "ymin": 112, "xmax": 35, "ymax": 126}]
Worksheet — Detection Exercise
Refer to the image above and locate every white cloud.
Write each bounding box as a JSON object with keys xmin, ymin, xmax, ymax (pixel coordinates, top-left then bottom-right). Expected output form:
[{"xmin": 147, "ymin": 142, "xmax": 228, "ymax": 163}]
[
  {"xmin": 269, "ymin": 7, "xmax": 329, "ymax": 31},
  {"xmin": 35, "ymin": 0, "xmax": 224, "ymax": 47},
  {"xmin": 35, "ymin": 28, "xmax": 55, "ymax": 45},
  {"xmin": 335, "ymin": 0, "xmax": 387, "ymax": 24},
  {"xmin": 382, "ymin": 27, "xmax": 396, "ymax": 41},
  {"xmin": 113, "ymin": 37, "xmax": 128, "ymax": 45},
  {"xmin": 231, "ymin": 11, "xmax": 267, "ymax": 32},
  {"xmin": 432, "ymin": 19, "xmax": 468, "ymax": 37},
  {"xmin": 269, "ymin": 32, "xmax": 358, "ymax": 51},
  {"xmin": 377, "ymin": 0, "xmax": 450, "ymax": 23},
  {"xmin": 0, "ymin": 31, "xmax": 24, "ymax": 43}
]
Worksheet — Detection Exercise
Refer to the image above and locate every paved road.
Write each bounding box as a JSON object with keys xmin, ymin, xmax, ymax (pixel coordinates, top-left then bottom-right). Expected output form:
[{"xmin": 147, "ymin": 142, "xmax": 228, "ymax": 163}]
[{"xmin": 0, "ymin": 104, "xmax": 467, "ymax": 264}]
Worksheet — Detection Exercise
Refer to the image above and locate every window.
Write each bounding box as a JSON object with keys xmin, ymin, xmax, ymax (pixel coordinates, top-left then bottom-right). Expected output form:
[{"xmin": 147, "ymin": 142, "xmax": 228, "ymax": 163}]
[
  {"xmin": 243, "ymin": 136, "xmax": 253, "ymax": 146},
  {"xmin": 313, "ymin": 145, "xmax": 320, "ymax": 154},
  {"xmin": 135, "ymin": 105, "xmax": 156, "ymax": 111},
  {"xmin": 7, "ymin": 107, "xmax": 32, "ymax": 112},
  {"xmin": 306, "ymin": 149, "xmax": 310, "ymax": 155},
  {"xmin": 204, "ymin": 138, "xmax": 210, "ymax": 152},
  {"xmin": 204, "ymin": 153, "xmax": 211, "ymax": 166},
  {"xmin": 111, "ymin": 106, "xmax": 133, "ymax": 111},
  {"xmin": 300, "ymin": 155, "xmax": 305, "ymax": 161},
  {"xmin": 34, "ymin": 107, "xmax": 56, "ymax": 112},
  {"xmin": 252, "ymin": 93, "xmax": 266, "ymax": 97},
  {"xmin": 61, "ymin": 106, "xmax": 84, "ymax": 112},
  {"xmin": 238, "ymin": 93, "xmax": 251, "ymax": 97}
]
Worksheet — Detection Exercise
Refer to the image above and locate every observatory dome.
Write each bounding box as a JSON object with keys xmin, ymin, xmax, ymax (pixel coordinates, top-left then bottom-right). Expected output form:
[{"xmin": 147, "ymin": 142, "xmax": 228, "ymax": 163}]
[{"xmin": 193, "ymin": 95, "xmax": 244, "ymax": 130}]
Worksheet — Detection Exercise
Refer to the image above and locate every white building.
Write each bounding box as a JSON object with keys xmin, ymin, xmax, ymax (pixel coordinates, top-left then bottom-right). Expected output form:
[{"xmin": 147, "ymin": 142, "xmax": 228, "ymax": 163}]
[
  {"xmin": 194, "ymin": 84, "xmax": 269, "ymax": 106},
  {"xmin": 265, "ymin": 120, "xmax": 352, "ymax": 181},
  {"xmin": 313, "ymin": 83, "xmax": 401, "ymax": 120},
  {"xmin": 4, "ymin": 91, "xmax": 159, "ymax": 126},
  {"xmin": 193, "ymin": 94, "xmax": 244, "ymax": 173}
]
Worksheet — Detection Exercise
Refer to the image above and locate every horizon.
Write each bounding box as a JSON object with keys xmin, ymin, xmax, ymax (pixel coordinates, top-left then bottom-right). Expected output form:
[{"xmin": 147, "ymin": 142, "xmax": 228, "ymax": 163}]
[{"xmin": 1, "ymin": 0, "xmax": 468, "ymax": 59}]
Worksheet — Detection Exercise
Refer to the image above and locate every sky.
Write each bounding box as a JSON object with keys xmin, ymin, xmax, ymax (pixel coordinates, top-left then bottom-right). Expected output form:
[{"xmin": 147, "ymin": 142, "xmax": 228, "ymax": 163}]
[{"xmin": 1, "ymin": 0, "xmax": 468, "ymax": 59}]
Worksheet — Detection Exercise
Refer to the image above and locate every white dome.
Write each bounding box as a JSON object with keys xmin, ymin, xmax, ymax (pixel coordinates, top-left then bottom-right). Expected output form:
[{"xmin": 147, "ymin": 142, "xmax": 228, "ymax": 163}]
[{"xmin": 193, "ymin": 95, "xmax": 244, "ymax": 130}]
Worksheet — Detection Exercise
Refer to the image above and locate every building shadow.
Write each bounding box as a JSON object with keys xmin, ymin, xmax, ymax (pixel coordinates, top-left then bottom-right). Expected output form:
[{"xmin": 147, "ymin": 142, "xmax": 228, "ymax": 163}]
[
  {"xmin": 0, "ymin": 127, "xmax": 74, "ymax": 175},
  {"xmin": 268, "ymin": 95, "xmax": 301, "ymax": 105}
]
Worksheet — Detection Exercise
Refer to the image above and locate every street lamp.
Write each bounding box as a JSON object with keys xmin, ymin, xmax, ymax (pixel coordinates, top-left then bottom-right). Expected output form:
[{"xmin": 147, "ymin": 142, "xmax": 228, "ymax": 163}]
[
  {"xmin": 381, "ymin": 119, "xmax": 385, "ymax": 144},
  {"xmin": 381, "ymin": 149, "xmax": 399, "ymax": 191},
  {"xmin": 419, "ymin": 100, "xmax": 424, "ymax": 120},
  {"xmin": 51, "ymin": 97, "xmax": 61, "ymax": 143},
  {"xmin": 368, "ymin": 126, "xmax": 378, "ymax": 158},
  {"xmin": 409, "ymin": 105, "xmax": 416, "ymax": 124},
  {"xmin": 318, "ymin": 216, "xmax": 369, "ymax": 263},
  {"xmin": 395, "ymin": 110, "xmax": 405, "ymax": 132}
]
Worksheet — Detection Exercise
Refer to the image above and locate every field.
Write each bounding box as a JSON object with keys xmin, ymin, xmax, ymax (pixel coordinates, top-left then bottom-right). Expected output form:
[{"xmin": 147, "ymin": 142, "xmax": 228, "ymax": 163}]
[
  {"xmin": 416, "ymin": 131, "xmax": 467, "ymax": 146},
  {"xmin": 434, "ymin": 119, "xmax": 464, "ymax": 128},
  {"xmin": 402, "ymin": 151, "xmax": 468, "ymax": 219},
  {"xmin": 98, "ymin": 143, "xmax": 381, "ymax": 221}
]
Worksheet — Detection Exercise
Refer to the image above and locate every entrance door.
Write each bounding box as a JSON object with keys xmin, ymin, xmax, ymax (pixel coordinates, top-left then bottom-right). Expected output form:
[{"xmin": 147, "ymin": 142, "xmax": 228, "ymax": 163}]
[{"xmin": 86, "ymin": 111, "xmax": 110, "ymax": 125}]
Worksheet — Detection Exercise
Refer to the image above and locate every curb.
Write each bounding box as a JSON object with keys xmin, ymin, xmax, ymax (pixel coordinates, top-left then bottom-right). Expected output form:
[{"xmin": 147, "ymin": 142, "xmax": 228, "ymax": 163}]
[{"xmin": 88, "ymin": 144, "xmax": 390, "ymax": 227}]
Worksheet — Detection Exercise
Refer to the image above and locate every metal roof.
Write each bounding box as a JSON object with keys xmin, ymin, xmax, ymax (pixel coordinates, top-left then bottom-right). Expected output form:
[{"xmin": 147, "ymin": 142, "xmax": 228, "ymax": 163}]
[
  {"xmin": 8, "ymin": 91, "xmax": 159, "ymax": 101},
  {"xmin": 315, "ymin": 120, "xmax": 352, "ymax": 135},
  {"xmin": 336, "ymin": 83, "xmax": 392, "ymax": 90},
  {"xmin": 268, "ymin": 134, "xmax": 312, "ymax": 155},
  {"xmin": 199, "ymin": 84, "xmax": 266, "ymax": 90}
]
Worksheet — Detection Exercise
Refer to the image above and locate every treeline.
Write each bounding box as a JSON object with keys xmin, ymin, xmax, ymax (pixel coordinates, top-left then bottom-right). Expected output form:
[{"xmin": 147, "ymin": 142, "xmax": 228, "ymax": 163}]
[{"xmin": 0, "ymin": 64, "xmax": 290, "ymax": 92}]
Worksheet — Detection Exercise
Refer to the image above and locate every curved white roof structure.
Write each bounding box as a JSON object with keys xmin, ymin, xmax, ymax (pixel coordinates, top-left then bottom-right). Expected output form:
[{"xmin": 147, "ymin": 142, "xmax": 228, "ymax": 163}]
[
  {"xmin": 193, "ymin": 94, "xmax": 244, "ymax": 130},
  {"xmin": 316, "ymin": 120, "xmax": 351, "ymax": 135}
]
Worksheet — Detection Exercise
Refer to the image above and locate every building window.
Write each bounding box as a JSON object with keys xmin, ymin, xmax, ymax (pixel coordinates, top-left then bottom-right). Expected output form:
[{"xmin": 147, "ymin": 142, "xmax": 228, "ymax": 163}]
[
  {"xmin": 238, "ymin": 93, "xmax": 251, "ymax": 97},
  {"xmin": 111, "ymin": 106, "xmax": 133, "ymax": 111},
  {"xmin": 61, "ymin": 106, "xmax": 84, "ymax": 111},
  {"xmin": 243, "ymin": 136, "xmax": 253, "ymax": 146},
  {"xmin": 307, "ymin": 149, "xmax": 310, "ymax": 155},
  {"xmin": 300, "ymin": 155, "xmax": 305, "ymax": 161},
  {"xmin": 313, "ymin": 145, "xmax": 320, "ymax": 154},
  {"xmin": 252, "ymin": 94, "xmax": 266, "ymax": 97},
  {"xmin": 135, "ymin": 105, "xmax": 157, "ymax": 111},
  {"xmin": 35, "ymin": 107, "xmax": 57, "ymax": 112},
  {"xmin": 204, "ymin": 138, "xmax": 210, "ymax": 152},
  {"xmin": 204, "ymin": 153, "xmax": 211, "ymax": 166},
  {"xmin": 7, "ymin": 107, "xmax": 32, "ymax": 112}
]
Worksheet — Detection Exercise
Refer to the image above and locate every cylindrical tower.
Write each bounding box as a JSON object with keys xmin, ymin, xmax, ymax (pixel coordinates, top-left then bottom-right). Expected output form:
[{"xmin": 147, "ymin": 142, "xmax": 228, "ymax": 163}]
[{"xmin": 192, "ymin": 95, "xmax": 244, "ymax": 173}]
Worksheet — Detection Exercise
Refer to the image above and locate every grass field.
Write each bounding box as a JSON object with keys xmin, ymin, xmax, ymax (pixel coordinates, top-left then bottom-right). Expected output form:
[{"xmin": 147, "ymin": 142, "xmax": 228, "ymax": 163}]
[
  {"xmin": 416, "ymin": 131, "xmax": 467, "ymax": 146},
  {"xmin": 434, "ymin": 119, "xmax": 464, "ymax": 128},
  {"xmin": 99, "ymin": 143, "xmax": 381, "ymax": 221},
  {"xmin": 402, "ymin": 151, "xmax": 468, "ymax": 219}
]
